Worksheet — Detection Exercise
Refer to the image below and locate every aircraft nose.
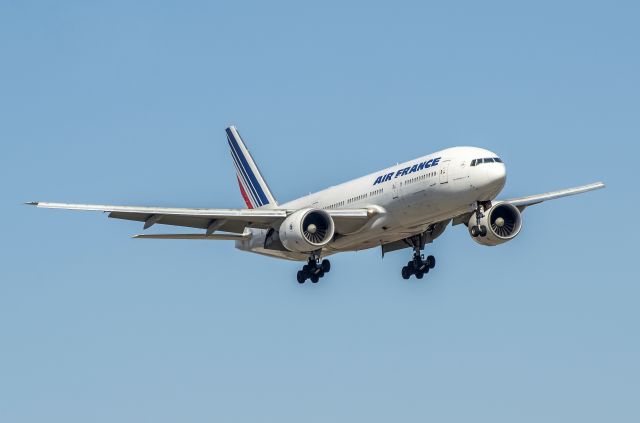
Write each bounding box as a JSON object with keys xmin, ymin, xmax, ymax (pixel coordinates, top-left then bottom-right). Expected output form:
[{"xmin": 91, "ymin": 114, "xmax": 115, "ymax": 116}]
[{"xmin": 487, "ymin": 163, "xmax": 507, "ymax": 191}]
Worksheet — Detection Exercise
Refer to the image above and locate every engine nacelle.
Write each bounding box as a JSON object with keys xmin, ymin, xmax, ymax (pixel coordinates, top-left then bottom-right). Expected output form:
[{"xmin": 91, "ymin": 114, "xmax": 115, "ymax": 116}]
[
  {"xmin": 279, "ymin": 208, "xmax": 335, "ymax": 253},
  {"xmin": 468, "ymin": 203, "xmax": 523, "ymax": 246}
]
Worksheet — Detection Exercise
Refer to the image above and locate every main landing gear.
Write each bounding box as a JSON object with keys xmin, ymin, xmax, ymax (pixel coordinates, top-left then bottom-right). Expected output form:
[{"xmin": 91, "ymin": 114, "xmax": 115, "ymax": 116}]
[
  {"xmin": 470, "ymin": 201, "xmax": 490, "ymax": 238},
  {"xmin": 297, "ymin": 253, "xmax": 331, "ymax": 284},
  {"xmin": 401, "ymin": 233, "xmax": 436, "ymax": 280}
]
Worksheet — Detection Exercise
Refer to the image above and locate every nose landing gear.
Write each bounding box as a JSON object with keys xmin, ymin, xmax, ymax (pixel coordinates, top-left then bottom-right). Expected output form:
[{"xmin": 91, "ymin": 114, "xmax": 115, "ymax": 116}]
[
  {"xmin": 470, "ymin": 201, "xmax": 490, "ymax": 238},
  {"xmin": 401, "ymin": 234, "xmax": 436, "ymax": 280},
  {"xmin": 297, "ymin": 253, "xmax": 331, "ymax": 284}
]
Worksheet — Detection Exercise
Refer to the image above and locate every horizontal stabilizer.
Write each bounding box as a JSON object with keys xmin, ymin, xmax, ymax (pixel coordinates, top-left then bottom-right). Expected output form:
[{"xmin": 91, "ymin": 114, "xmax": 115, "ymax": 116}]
[{"xmin": 132, "ymin": 232, "xmax": 251, "ymax": 240}]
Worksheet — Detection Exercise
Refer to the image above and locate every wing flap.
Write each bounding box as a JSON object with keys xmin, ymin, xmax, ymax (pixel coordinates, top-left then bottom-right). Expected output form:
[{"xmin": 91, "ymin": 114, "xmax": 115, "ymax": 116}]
[{"xmin": 107, "ymin": 212, "xmax": 253, "ymax": 233}]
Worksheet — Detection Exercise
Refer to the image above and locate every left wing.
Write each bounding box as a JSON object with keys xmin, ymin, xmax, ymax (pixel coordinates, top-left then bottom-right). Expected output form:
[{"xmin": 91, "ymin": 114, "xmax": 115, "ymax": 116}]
[
  {"xmin": 26, "ymin": 201, "xmax": 373, "ymax": 235},
  {"xmin": 452, "ymin": 182, "xmax": 605, "ymax": 226},
  {"xmin": 501, "ymin": 182, "xmax": 605, "ymax": 210}
]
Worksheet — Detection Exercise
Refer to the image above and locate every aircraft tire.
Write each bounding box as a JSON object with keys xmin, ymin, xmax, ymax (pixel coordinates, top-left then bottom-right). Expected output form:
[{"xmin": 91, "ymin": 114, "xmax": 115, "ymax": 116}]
[
  {"xmin": 297, "ymin": 271, "xmax": 306, "ymax": 284},
  {"xmin": 407, "ymin": 261, "xmax": 415, "ymax": 272},
  {"xmin": 427, "ymin": 255, "xmax": 436, "ymax": 269},
  {"xmin": 401, "ymin": 266, "xmax": 411, "ymax": 280},
  {"xmin": 321, "ymin": 259, "xmax": 331, "ymax": 273}
]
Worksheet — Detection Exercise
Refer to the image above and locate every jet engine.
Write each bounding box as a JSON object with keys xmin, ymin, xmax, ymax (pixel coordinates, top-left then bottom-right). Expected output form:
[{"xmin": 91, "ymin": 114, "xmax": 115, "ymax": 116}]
[
  {"xmin": 279, "ymin": 208, "xmax": 335, "ymax": 253},
  {"xmin": 468, "ymin": 203, "xmax": 523, "ymax": 246}
]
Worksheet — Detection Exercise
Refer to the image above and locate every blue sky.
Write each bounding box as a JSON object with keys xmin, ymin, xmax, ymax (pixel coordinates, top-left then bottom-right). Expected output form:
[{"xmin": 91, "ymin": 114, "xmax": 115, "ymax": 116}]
[{"xmin": 1, "ymin": 1, "xmax": 638, "ymax": 422}]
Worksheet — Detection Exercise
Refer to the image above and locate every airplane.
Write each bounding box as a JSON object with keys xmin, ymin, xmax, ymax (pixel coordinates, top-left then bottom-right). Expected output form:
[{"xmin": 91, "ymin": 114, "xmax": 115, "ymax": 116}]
[{"xmin": 28, "ymin": 126, "xmax": 605, "ymax": 283}]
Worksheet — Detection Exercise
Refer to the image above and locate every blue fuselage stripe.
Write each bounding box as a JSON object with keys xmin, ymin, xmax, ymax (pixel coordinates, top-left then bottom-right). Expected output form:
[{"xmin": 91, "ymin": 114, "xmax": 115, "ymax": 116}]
[{"xmin": 226, "ymin": 129, "xmax": 269, "ymax": 205}]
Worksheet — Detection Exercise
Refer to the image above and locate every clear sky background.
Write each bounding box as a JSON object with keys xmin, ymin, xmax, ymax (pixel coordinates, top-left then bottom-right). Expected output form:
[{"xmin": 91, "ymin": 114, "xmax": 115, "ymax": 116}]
[{"xmin": 1, "ymin": 1, "xmax": 638, "ymax": 422}]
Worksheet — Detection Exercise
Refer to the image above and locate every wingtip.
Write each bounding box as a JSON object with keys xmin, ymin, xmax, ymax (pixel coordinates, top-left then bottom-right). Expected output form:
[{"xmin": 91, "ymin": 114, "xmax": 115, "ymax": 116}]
[{"xmin": 25, "ymin": 201, "xmax": 39, "ymax": 206}]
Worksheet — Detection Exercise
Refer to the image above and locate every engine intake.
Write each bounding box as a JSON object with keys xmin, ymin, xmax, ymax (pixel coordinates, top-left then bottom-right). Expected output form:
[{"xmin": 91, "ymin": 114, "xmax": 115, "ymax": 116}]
[
  {"xmin": 469, "ymin": 203, "xmax": 523, "ymax": 246},
  {"xmin": 279, "ymin": 208, "xmax": 335, "ymax": 252}
]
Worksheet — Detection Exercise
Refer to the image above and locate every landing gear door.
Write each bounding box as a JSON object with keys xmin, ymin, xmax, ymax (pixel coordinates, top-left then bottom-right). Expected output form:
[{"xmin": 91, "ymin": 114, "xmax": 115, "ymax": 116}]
[{"xmin": 439, "ymin": 160, "xmax": 451, "ymax": 184}]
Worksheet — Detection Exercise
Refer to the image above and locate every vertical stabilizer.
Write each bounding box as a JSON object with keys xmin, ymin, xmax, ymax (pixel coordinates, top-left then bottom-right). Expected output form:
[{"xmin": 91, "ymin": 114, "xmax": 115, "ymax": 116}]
[{"xmin": 226, "ymin": 126, "xmax": 278, "ymax": 209}]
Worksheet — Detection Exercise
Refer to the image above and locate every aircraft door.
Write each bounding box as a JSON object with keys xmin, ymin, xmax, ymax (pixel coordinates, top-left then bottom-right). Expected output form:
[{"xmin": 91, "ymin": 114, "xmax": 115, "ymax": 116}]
[
  {"xmin": 439, "ymin": 160, "xmax": 451, "ymax": 184},
  {"xmin": 392, "ymin": 181, "xmax": 402, "ymax": 199}
]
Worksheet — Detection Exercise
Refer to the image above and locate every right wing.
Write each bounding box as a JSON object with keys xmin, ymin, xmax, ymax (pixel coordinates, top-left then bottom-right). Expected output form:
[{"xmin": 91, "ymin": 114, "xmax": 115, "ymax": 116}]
[{"xmin": 27, "ymin": 202, "xmax": 374, "ymax": 235}]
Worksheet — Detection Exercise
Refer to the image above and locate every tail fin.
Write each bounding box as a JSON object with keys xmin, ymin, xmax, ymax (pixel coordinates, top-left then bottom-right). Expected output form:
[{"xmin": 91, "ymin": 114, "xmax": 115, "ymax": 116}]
[{"xmin": 225, "ymin": 126, "xmax": 278, "ymax": 209}]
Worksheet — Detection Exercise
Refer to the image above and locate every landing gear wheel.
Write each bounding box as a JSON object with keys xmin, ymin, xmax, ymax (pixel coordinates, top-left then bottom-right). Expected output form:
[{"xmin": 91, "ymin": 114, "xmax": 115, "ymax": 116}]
[
  {"xmin": 297, "ymin": 252, "xmax": 330, "ymax": 283},
  {"xmin": 401, "ymin": 266, "xmax": 411, "ymax": 280},
  {"xmin": 321, "ymin": 259, "xmax": 331, "ymax": 273},
  {"xmin": 401, "ymin": 232, "xmax": 439, "ymax": 280},
  {"xmin": 479, "ymin": 225, "xmax": 488, "ymax": 237},
  {"xmin": 471, "ymin": 225, "xmax": 480, "ymax": 237},
  {"xmin": 407, "ymin": 261, "xmax": 415, "ymax": 272}
]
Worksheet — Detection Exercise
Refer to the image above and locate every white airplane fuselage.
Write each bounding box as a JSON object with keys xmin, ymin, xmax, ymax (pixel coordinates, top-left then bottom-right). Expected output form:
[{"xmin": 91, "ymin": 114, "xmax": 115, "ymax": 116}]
[
  {"xmin": 238, "ymin": 146, "xmax": 507, "ymax": 260},
  {"xmin": 28, "ymin": 124, "xmax": 604, "ymax": 282}
]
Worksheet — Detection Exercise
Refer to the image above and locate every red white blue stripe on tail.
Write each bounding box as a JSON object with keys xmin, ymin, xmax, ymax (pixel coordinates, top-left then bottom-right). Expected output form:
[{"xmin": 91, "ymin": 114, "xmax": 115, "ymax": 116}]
[{"xmin": 226, "ymin": 126, "xmax": 278, "ymax": 209}]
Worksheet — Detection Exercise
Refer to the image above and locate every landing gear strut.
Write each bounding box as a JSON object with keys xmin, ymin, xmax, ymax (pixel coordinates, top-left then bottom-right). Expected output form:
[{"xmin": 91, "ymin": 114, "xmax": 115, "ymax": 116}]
[
  {"xmin": 470, "ymin": 201, "xmax": 490, "ymax": 238},
  {"xmin": 297, "ymin": 252, "xmax": 330, "ymax": 284},
  {"xmin": 401, "ymin": 233, "xmax": 436, "ymax": 280}
]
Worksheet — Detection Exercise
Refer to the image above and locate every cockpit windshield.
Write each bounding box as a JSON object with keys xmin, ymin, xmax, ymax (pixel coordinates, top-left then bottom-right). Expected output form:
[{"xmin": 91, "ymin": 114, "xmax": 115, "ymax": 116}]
[{"xmin": 471, "ymin": 157, "xmax": 503, "ymax": 166}]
